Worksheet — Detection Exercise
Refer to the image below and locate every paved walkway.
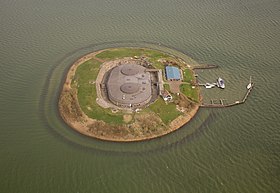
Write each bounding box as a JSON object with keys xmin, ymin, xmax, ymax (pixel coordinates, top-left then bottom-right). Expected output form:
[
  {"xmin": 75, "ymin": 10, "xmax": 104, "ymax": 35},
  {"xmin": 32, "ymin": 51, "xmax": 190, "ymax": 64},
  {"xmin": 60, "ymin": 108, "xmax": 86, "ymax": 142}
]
[
  {"xmin": 167, "ymin": 81, "xmax": 192, "ymax": 94},
  {"xmin": 167, "ymin": 80, "xmax": 182, "ymax": 94},
  {"xmin": 93, "ymin": 56, "xmax": 105, "ymax": 63},
  {"xmin": 95, "ymin": 59, "xmax": 120, "ymax": 109}
]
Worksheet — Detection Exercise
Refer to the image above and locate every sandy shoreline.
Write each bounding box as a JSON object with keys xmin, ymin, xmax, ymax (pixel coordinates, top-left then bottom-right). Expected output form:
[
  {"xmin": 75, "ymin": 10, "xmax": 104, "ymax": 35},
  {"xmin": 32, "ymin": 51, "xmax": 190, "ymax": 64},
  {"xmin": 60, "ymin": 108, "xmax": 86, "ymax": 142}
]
[{"xmin": 58, "ymin": 48, "xmax": 200, "ymax": 142}]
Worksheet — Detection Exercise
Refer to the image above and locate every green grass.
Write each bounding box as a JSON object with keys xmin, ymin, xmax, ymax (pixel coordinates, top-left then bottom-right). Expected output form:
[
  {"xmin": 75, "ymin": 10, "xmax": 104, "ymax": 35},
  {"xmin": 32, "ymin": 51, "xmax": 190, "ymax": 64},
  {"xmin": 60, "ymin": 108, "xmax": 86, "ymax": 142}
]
[
  {"xmin": 74, "ymin": 59, "xmax": 123, "ymax": 124},
  {"xmin": 144, "ymin": 50, "xmax": 169, "ymax": 69},
  {"xmin": 96, "ymin": 48, "xmax": 169, "ymax": 70},
  {"xmin": 143, "ymin": 49, "xmax": 169, "ymax": 59},
  {"xmin": 73, "ymin": 59, "xmax": 100, "ymax": 81},
  {"xmin": 183, "ymin": 69, "xmax": 194, "ymax": 83},
  {"xmin": 163, "ymin": 84, "xmax": 170, "ymax": 91},
  {"xmin": 78, "ymin": 86, "xmax": 123, "ymax": 124},
  {"xmin": 147, "ymin": 98, "xmax": 181, "ymax": 124},
  {"xmin": 180, "ymin": 84, "xmax": 199, "ymax": 103},
  {"xmin": 96, "ymin": 48, "xmax": 146, "ymax": 60}
]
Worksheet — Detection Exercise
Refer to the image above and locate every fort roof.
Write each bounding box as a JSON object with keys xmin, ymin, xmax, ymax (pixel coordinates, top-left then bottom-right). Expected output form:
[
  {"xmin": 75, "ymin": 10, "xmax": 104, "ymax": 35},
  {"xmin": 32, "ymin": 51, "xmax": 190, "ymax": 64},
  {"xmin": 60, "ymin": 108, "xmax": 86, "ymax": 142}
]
[{"xmin": 106, "ymin": 63, "xmax": 152, "ymax": 107}]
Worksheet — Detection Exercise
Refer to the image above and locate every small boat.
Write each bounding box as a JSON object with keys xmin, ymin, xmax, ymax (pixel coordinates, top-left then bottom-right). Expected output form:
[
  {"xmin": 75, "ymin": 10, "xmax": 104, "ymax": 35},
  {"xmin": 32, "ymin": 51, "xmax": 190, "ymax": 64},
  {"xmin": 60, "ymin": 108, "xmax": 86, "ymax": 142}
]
[
  {"xmin": 205, "ymin": 83, "xmax": 215, "ymax": 89},
  {"xmin": 247, "ymin": 76, "xmax": 252, "ymax": 90},
  {"xmin": 247, "ymin": 83, "xmax": 252, "ymax": 90},
  {"xmin": 217, "ymin": 77, "xmax": 225, "ymax": 89}
]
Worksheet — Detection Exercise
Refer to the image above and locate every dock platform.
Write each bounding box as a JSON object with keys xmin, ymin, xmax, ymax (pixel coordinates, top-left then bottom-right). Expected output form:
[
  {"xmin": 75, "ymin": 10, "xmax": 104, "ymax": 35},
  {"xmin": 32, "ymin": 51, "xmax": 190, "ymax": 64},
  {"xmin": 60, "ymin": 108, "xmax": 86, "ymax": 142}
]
[{"xmin": 200, "ymin": 82, "xmax": 254, "ymax": 108}]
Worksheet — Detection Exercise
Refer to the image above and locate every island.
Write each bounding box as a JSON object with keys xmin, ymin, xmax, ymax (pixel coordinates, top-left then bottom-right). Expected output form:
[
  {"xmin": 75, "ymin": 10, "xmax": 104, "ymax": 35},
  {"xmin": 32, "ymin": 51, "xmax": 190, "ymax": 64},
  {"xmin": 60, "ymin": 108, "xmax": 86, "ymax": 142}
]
[{"xmin": 59, "ymin": 48, "xmax": 201, "ymax": 141}]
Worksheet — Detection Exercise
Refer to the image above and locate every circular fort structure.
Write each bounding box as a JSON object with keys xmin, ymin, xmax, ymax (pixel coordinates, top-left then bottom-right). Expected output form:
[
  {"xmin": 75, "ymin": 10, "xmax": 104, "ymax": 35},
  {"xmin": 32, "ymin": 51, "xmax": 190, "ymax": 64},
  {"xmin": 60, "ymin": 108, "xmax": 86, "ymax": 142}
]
[
  {"xmin": 58, "ymin": 47, "xmax": 200, "ymax": 142},
  {"xmin": 106, "ymin": 64, "xmax": 152, "ymax": 108}
]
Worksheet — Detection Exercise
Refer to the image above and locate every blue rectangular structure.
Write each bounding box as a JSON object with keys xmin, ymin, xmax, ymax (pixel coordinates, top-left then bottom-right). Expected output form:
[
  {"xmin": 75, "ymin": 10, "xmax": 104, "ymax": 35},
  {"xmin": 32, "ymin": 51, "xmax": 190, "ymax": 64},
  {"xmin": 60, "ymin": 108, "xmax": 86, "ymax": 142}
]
[{"xmin": 165, "ymin": 66, "xmax": 181, "ymax": 81}]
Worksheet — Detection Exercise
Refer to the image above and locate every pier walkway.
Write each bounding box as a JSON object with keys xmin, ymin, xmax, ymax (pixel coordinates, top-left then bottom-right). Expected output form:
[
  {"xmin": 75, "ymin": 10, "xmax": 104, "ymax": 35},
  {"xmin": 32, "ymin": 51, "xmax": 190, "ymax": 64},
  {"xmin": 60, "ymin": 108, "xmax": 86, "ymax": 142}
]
[
  {"xmin": 200, "ymin": 82, "xmax": 254, "ymax": 108},
  {"xmin": 192, "ymin": 64, "xmax": 218, "ymax": 70}
]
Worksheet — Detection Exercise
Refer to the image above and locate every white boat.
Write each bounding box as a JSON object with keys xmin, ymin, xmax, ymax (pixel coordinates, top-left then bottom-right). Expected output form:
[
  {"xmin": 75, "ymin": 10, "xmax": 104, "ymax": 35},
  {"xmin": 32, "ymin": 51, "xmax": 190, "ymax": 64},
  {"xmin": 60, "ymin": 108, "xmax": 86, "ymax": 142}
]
[
  {"xmin": 217, "ymin": 77, "xmax": 225, "ymax": 89},
  {"xmin": 247, "ymin": 83, "xmax": 252, "ymax": 90},
  {"xmin": 205, "ymin": 83, "xmax": 215, "ymax": 89},
  {"xmin": 247, "ymin": 76, "xmax": 252, "ymax": 90}
]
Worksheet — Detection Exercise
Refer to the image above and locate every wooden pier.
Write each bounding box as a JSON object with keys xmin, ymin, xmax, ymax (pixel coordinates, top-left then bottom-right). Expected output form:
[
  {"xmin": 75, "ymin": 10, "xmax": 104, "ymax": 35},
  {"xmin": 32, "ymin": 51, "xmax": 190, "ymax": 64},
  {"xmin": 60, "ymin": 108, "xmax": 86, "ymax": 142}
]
[
  {"xmin": 193, "ymin": 64, "xmax": 254, "ymax": 108},
  {"xmin": 200, "ymin": 82, "xmax": 254, "ymax": 108},
  {"xmin": 193, "ymin": 64, "xmax": 218, "ymax": 70},
  {"xmin": 197, "ymin": 82, "xmax": 217, "ymax": 87}
]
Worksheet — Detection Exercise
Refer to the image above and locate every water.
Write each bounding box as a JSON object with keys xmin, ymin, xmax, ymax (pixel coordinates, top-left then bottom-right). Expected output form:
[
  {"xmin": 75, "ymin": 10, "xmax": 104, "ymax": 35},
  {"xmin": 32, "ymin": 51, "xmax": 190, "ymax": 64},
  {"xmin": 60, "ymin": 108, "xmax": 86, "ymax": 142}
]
[{"xmin": 1, "ymin": 0, "xmax": 280, "ymax": 192}]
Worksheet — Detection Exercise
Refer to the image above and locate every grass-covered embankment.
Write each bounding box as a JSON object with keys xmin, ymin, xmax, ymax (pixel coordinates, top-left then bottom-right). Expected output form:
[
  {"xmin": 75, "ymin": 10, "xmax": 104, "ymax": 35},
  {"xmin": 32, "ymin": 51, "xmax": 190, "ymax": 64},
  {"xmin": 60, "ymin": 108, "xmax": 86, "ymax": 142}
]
[
  {"xmin": 73, "ymin": 59, "xmax": 123, "ymax": 124},
  {"xmin": 146, "ymin": 98, "xmax": 182, "ymax": 124},
  {"xmin": 180, "ymin": 84, "xmax": 199, "ymax": 102}
]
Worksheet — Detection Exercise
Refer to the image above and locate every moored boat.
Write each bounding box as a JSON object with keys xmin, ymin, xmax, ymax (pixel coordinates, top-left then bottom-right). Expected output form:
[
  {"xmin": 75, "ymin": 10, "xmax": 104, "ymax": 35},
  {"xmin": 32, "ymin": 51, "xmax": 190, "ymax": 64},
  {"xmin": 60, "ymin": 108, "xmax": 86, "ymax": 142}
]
[
  {"xmin": 247, "ymin": 76, "xmax": 252, "ymax": 90},
  {"xmin": 217, "ymin": 77, "xmax": 225, "ymax": 89},
  {"xmin": 205, "ymin": 83, "xmax": 216, "ymax": 89}
]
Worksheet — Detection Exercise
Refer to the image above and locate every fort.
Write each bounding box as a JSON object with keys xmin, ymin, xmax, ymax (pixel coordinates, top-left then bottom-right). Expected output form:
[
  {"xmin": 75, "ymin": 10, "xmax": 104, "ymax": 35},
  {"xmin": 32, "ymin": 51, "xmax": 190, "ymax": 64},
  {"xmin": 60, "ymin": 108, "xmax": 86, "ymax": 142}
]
[
  {"xmin": 58, "ymin": 47, "xmax": 200, "ymax": 141},
  {"xmin": 58, "ymin": 47, "xmax": 254, "ymax": 141},
  {"xmin": 107, "ymin": 64, "xmax": 153, "ymax": 107},
  {"xmin": 96, "ymin": 59, "xmax": 160, "ymax": 109}
]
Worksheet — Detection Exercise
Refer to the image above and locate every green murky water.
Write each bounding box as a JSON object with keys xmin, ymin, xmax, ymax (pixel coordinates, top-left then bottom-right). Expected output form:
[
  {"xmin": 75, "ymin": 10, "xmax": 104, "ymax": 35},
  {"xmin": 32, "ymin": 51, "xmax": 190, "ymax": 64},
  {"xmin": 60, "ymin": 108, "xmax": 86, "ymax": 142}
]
[{"xmin": 1, "ymin": 0, "xmax": 280, "ymax": 192}]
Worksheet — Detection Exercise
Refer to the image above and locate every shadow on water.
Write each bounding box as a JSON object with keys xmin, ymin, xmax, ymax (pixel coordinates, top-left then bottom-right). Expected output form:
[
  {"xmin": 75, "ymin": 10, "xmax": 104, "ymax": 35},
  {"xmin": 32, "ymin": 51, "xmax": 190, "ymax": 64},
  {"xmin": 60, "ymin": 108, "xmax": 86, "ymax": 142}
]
[{"xmin": 39, "ymin": 41, "xmax": 216, "ymax": 156}]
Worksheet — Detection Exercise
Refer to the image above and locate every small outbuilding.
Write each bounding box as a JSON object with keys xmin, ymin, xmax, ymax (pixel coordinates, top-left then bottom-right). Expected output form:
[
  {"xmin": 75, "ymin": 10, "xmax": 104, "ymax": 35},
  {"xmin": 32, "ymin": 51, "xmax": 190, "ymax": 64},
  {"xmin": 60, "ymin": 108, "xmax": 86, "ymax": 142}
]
[
  {"xmin": 161, "ymin": 89, "xmax": 172, "ymax": 101},
  {"xmin": 165, "ymin": 66, "xmax": 181, "ymax": 81}
]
